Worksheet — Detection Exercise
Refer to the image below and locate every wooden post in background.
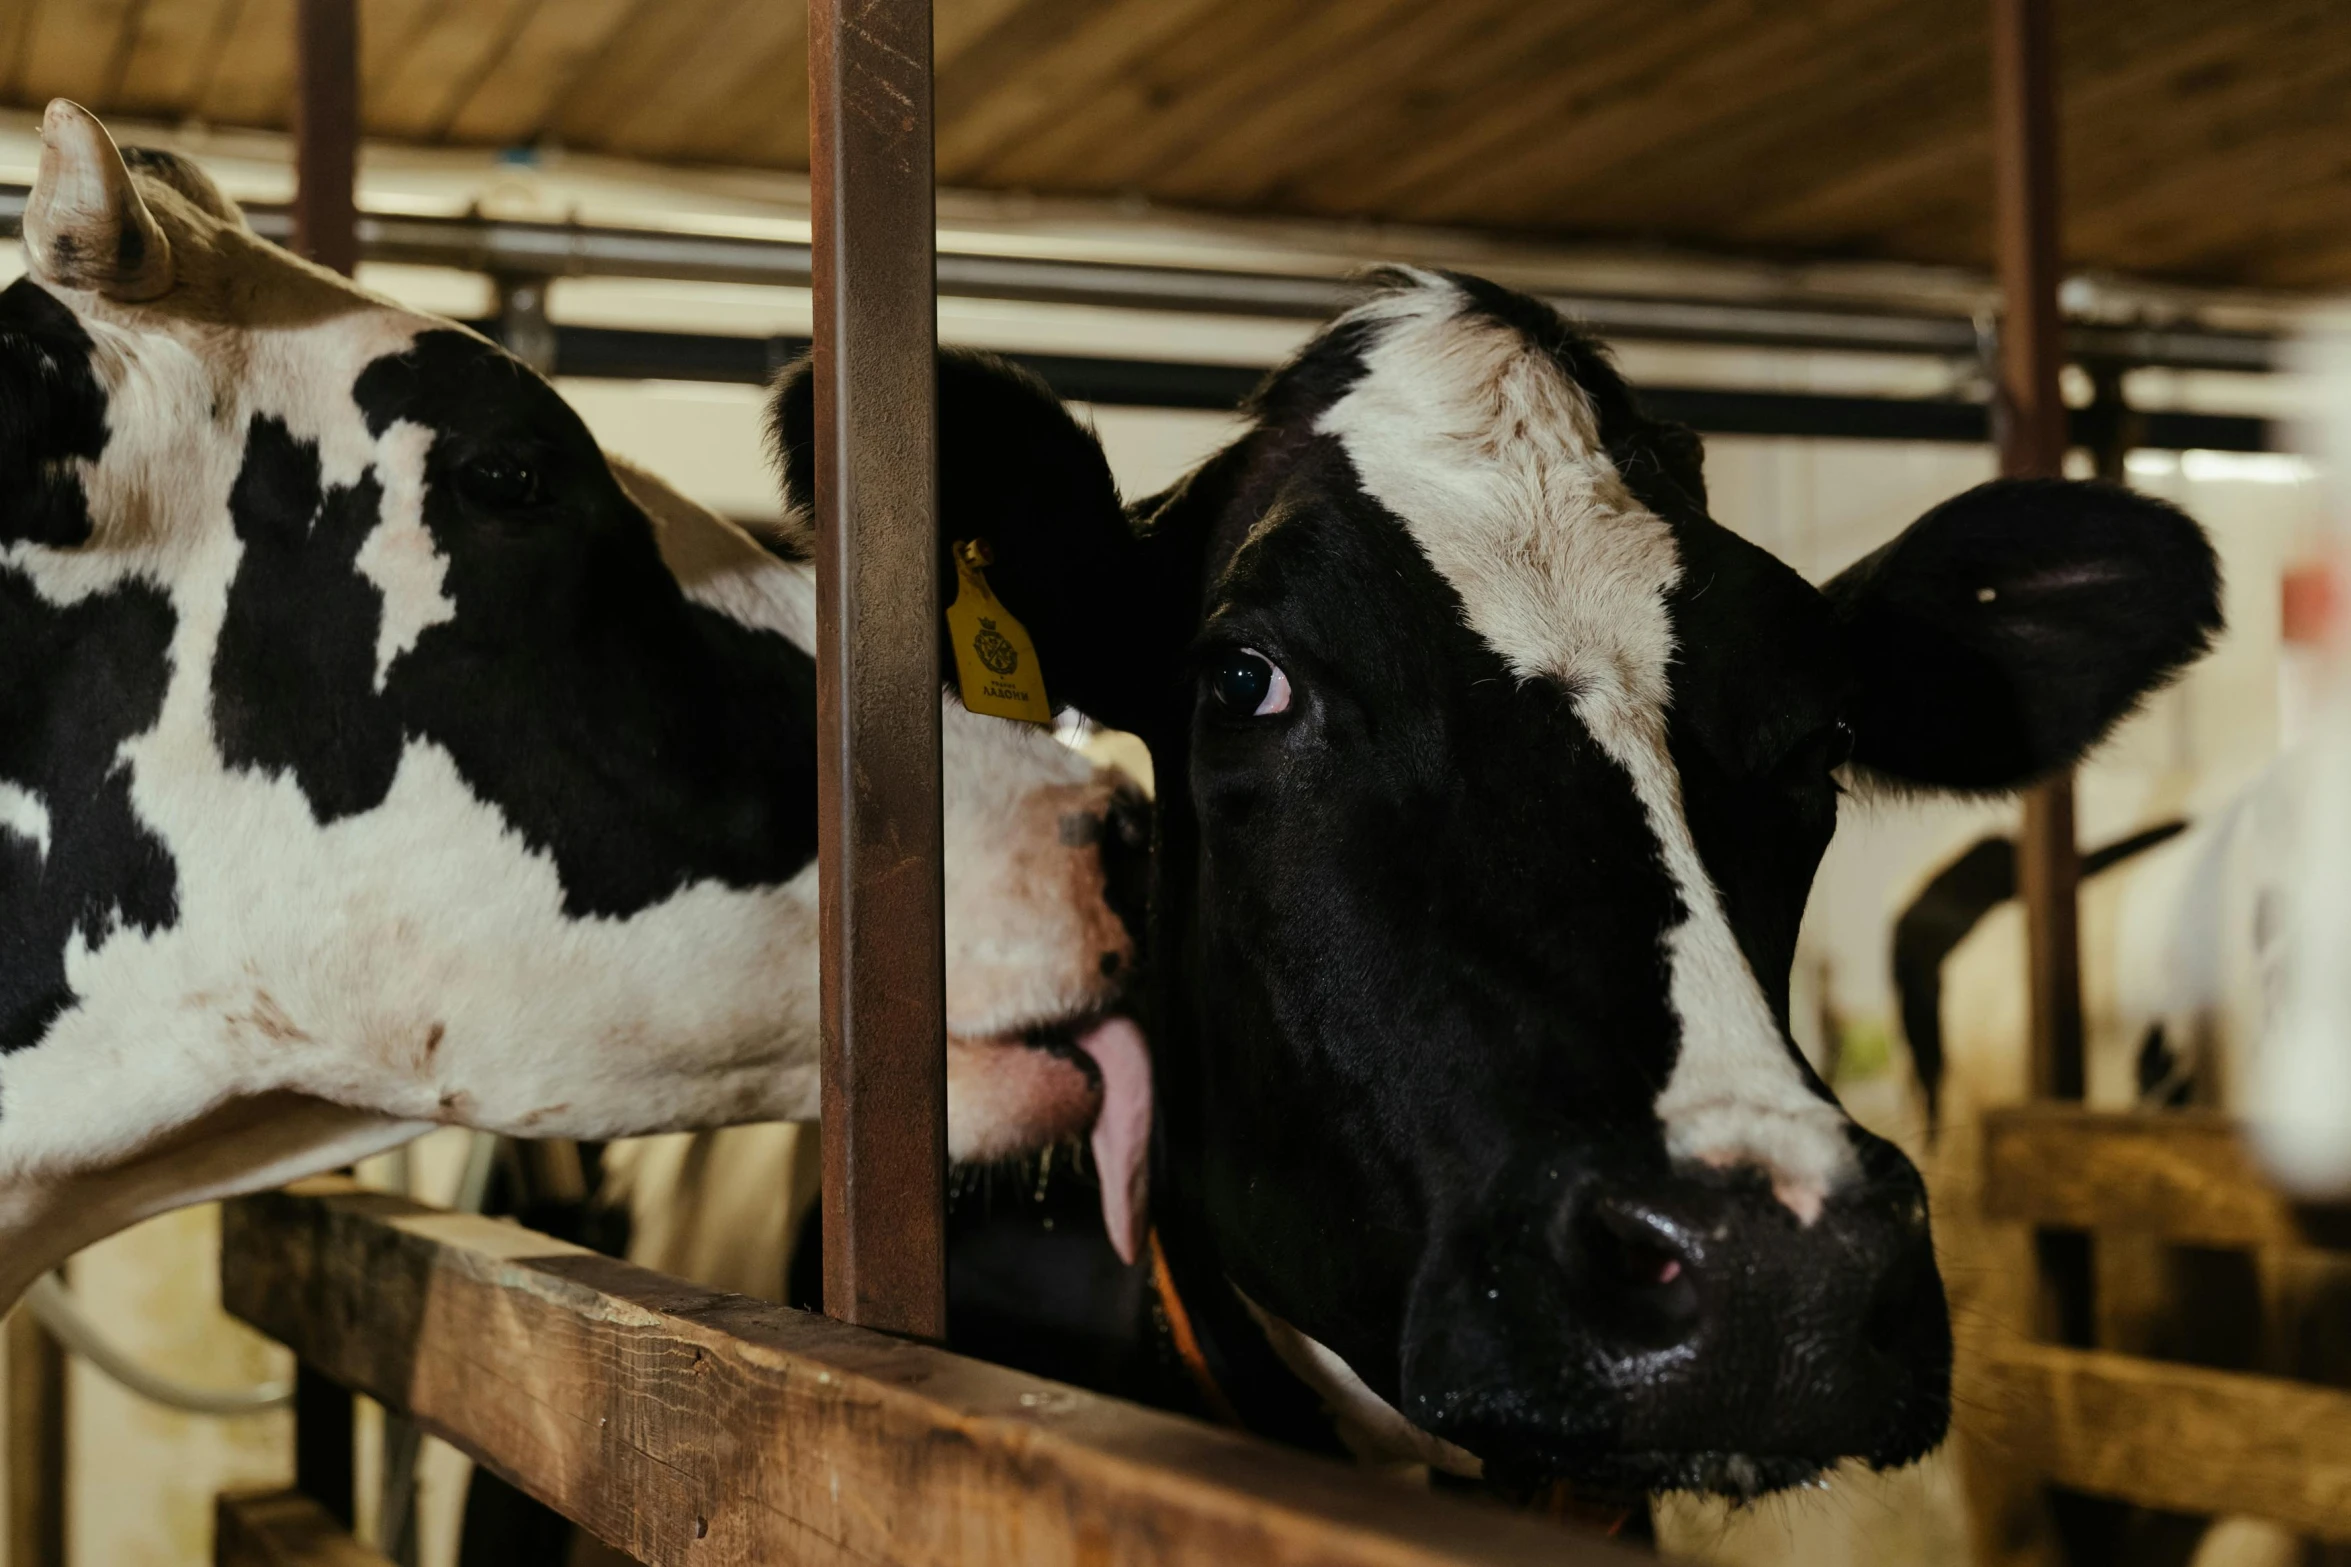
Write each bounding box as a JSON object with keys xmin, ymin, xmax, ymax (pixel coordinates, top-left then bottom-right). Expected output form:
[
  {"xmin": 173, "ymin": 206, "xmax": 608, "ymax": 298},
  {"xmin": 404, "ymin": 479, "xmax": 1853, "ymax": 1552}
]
[
  {"xmin": 291, "ymin": 0, "xmax": 358, "ymax": 277},
  {"xmin": 808, "ymin": 0, "xmax": 949, "ymax": 1341},
  {"xmin": 1958, "ymin": 6, "xmax": 2089, "ymax": 1566},
  {"xmin": 291, "ymin": 0, "xmax": 363, "ymax": 1530},
  {"xmin": 1992, "ymin": 0, "xmax": 2082, "ymax": 1112},
  {"xmin": 6, "ymin": 1305, "xmax": 66, "ymax": 1567}
]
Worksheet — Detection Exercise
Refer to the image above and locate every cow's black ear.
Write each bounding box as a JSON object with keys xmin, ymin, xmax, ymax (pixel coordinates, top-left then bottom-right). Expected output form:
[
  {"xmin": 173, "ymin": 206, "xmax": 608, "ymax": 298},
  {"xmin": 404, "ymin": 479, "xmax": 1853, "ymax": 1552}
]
[
  {"xmin": 766, "ymin": 349, "xmax": 1171, "ymax": 731},
  {"xmin": 1824, "ymin": 477, "xmax": 2222, "ymax": 792}
]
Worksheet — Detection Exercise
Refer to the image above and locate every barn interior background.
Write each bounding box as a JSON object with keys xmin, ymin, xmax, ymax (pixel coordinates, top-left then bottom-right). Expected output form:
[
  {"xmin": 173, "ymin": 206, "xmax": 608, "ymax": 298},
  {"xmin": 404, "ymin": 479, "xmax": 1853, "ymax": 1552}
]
[{"xmin": 0, "ymin": 2, "xmax": 2343, "ymax": 1565}]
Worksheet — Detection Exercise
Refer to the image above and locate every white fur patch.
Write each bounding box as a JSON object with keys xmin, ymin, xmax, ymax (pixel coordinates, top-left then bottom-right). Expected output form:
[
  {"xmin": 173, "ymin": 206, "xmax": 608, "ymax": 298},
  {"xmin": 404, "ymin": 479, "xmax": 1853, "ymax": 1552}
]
[
  {"xmin": 0, "ymin": 782, "xmax": 51, "ymax": 860},
  {"xmin": 354, "ymin": 420, "xmax": 454, "ymax": 688},
  {"xmin": 1315, "ymin": 273, "xmax": 1854, "ymax": 1216}
]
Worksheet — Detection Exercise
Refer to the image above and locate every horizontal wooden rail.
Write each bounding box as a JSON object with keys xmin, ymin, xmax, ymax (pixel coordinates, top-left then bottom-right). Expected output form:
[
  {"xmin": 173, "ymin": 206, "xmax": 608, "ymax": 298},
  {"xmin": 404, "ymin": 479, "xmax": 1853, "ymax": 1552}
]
[
  {"xmin": 1960, "ymin": 1340, "xmax": 2351, "ymax": 1540},
  {"xmin": 221, "ymin": 1181, "xmax": 1633, "ymax": 1567},
  {"xmin": 1981, "ymin": 1106, "xmax": 2351, "ymax": 1250},
  {"xmin": 216, "ymin": 1490, "xmax": 391, "ymax": 1566}
]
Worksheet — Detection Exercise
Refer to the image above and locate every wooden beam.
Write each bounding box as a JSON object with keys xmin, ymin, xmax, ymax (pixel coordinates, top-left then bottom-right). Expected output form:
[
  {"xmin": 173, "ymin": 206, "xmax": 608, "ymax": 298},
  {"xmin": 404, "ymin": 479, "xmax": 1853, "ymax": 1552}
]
[
  {"xmin": 292, "ymin": 0, "xmax": 359, "ymax": 276},
  {"xmin": 5, "ymin": 1305, "xmax": 65, "ymax": 1567},
  {"xmin": 220, "ymin": 1181, "xmax": 1634, "ymax": 1567},
  {"xmin": 1960, "ymin": 1340, "xmax": 2351, "ymax": 1542},
  {"xmin": 217, "ymin": 1490, "xmax": 394, "ymax": 1567},
  {"xmin": 1982, "ymin": 1107, "xmax": 2351, "ymax": 1250},
  {"xmin": 808, "ymin": 0, "xmax": 949, "ymax": 1340}
]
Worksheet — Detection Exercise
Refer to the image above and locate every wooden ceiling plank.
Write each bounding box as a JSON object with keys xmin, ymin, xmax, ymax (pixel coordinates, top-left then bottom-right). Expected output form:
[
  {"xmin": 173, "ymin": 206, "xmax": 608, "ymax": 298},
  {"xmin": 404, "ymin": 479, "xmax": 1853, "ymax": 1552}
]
[
  {"xmin": 196, "ymin": 0, "xmax": 294, "ymax": 128},
  {"xmin": 1292, "ymin": 0, "xmax": 1742, "ymax": 216},
  {"xmin": 439, "ymin": 0, "xmax": 641, "ymax": 145},
  {"xmin": 1384, "ymin": 0, "xmax": 1919, "ymax": 230},
  {"xmin": 973, "ymin": 0, "xmax": 1432, "ymax": 193},
  {"xmin": 933, "ymin": 0, "xmax": 1234, "ymax": 180},
  {"xmin": 1730, "ymin": 4, "xmax": 2281, "ymax": 251},
  {"xmin": 0, "ymin": 2, "xmax": 39, "ymax": 102},
  {"xmin": 698, "ymin": 29, "xmax": 815, "ymax": 167},
  {"xmin": 356, "ymin": 0, "xmax": 447, "ymax": 107},
  {"xmin": 19, "ymin": 0, "xmax": 144, "ymax": 105},
  {"xmin": 368, "ymin": 0, "xmax": 537, "ymax": 141},
  {"xmin": 935, "ymin": 0, "xmax": 1034, "ymax": 76},
  {"xmin": 547, "ymin": 0, "xmax": 738, "ymax": 150},
  {"xmin": 1134, "ymin": 0, "xmax": 1573, "ymax": 211},
  {"xmin": 116, "ymin": 0, "xmax": 241, "ymax": 113},
  {"xmin": 1571, "ymin": 16, "xmax": 1994, "ymax": 246},
  {"xmin": 602, "ymin": 0, "xmax": 801, "ymax": 160}
]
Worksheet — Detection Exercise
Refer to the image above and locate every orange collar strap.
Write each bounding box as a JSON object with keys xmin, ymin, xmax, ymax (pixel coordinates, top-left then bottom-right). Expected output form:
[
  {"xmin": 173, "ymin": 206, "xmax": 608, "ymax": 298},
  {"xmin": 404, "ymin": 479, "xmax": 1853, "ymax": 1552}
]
[{"xmin": 1147, "ymin": 1227, "xmax": 1244, "ymax": 1428}]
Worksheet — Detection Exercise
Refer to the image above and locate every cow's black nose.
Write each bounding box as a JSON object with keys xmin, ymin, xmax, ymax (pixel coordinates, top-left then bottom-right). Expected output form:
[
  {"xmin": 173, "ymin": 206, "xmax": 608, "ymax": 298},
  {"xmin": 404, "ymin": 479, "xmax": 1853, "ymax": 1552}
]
[
  {"xmin": 1409, "ymin": 1132, "xmax": 1951, "ymax": 1492},
  {"xmin": 1551, "ymin": 1136, "xmax": 1948, "ymax": 1463}
]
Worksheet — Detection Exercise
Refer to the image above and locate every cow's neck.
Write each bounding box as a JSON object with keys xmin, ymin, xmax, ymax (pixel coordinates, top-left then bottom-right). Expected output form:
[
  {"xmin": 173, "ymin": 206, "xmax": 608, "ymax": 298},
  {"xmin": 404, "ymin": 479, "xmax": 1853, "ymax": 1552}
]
[{"xmin": 0, "ymin": 1093, "xmax": 425, "ymax": 1311}]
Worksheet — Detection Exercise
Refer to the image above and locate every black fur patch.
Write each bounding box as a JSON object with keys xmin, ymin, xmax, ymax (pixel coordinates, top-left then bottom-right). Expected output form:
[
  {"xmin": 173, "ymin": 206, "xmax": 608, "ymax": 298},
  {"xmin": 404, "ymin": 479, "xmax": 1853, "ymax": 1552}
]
[
  {"xmin": 0, "ymin": 280, "xmax": 110, "ymax": 548},
  {"xmin": 0, "ymin": 562, "xmax": 180, "ymax": 1053},
  {"xmin": 209, "ymin": 330, "xmax": 818, "ymax": 918}
]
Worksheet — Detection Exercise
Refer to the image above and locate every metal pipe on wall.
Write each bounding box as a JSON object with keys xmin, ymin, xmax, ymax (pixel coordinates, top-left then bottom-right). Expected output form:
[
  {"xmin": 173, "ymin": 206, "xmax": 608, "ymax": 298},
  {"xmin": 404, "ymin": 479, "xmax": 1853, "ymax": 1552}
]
[
  {"xmin": 809, "ymin": 0, "xmax": 950, "ymax": 1342},
  {"xmin": 0, "ymin": 187, "xmax": 2282, "ymax": 374}
]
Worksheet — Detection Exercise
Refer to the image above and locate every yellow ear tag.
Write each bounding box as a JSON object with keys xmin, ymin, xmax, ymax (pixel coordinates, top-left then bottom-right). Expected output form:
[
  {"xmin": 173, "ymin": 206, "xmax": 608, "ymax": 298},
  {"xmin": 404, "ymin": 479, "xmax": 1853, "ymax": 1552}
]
[{"xmin": 947, "ymin": 540, "xmax": 1053, "ymax": 725}]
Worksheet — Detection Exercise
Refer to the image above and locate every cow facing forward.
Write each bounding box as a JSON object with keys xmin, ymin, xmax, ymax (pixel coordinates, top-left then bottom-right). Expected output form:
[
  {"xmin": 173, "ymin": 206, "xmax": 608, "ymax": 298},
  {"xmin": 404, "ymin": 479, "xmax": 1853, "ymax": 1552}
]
[
  {"xmin": 797, "ymin": 273, "xmax": 2225, "ymax": 1497},
  {"xmin": 0, "ymin": 101, "xmax": 1149, "ymax": 1310}
]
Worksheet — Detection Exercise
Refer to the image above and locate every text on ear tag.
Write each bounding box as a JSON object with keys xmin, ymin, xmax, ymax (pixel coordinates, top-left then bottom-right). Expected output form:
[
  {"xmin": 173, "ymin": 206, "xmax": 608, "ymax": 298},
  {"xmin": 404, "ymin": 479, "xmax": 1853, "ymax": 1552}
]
[{"xmin": 947, "ymin": 539, "xmax": 1052, "ymax": 725}]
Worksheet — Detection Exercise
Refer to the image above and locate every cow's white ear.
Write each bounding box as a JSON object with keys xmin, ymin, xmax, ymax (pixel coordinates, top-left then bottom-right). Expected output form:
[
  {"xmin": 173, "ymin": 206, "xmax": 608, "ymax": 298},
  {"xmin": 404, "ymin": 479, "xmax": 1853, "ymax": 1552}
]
[{"xmin": 24, "ymin": 99, "xmax": 173, "ymax": 301}]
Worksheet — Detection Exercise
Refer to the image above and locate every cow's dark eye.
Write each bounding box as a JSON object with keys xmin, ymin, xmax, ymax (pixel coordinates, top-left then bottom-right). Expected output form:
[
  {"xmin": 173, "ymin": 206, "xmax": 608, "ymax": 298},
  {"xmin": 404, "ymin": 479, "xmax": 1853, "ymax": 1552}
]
[
  {"xmin": 1207, "ymin": 649, "xmax": 1291, "ymax": 717},
  {"xmin": 455, "ymin": 452, "xmax": 542, "ymax": 510}
]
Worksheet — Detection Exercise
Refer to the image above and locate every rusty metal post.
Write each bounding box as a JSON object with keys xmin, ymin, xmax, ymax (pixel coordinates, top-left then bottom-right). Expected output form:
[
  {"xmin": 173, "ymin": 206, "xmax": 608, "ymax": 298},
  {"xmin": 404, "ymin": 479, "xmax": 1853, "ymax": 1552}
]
[
  {"xmin": 809, "ymin": 0, "xmax": 949, "ymax": 1340},
  {"xmin": 291, "ymin": 0, "xmax": 358, "ymax": 276},
  {"xmin": 1992, "ymin": 0, "xmax": 2083, "ymax": 1107},
  {"xmin": 291, "ymin": 0, "xmax": 363, "ymax": 1527}
]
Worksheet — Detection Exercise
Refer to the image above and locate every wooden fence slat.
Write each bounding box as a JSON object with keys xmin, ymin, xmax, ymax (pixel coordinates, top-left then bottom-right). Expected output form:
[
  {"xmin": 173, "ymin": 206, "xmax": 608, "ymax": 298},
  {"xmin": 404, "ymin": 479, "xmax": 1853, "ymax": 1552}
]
[
  {"xmin": 216, "ymin": 1490, "xmax": 394, "ymax": 1567},
  {"xmin": 1981, "ymin": 1107, "xmax": 2351, "ymax": 1251},
  {"xmin": 1959, "ymin": 1340, "xmax": 2351, "ymax": 1541},
  {"xmin": 220, "ymin": 1180, "xmax": 1634, "ymax": 1567}
]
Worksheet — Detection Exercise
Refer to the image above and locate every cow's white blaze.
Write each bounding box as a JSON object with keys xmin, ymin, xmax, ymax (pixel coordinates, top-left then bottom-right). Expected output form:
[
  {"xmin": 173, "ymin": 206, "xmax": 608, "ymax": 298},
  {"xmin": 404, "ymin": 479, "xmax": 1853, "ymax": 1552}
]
[
  {"xmin": 0, "ymin": 783, "xmax": 50, "ymax": 860},
  {"xmin": 1314, "ymin": 272, "xmax": 1853, "ymax": 1220}
]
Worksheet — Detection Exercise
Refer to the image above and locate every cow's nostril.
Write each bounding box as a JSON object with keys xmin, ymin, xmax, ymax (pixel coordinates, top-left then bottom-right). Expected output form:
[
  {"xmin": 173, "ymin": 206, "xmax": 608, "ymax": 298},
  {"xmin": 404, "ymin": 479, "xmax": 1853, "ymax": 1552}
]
[{"xmin": 1572, "ymin": 1198, "xmax": 1702, "ymax": 1345}]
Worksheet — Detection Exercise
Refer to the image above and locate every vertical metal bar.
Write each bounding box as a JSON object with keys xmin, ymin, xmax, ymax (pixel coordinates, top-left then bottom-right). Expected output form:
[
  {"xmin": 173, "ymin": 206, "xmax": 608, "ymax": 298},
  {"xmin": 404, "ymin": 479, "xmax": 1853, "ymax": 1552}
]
[
  {"xmin": 291, "ymin": 2, "xmax": 363, "ymax": 1528},
  {"xmin": 809, "ymin": 0, "xmax": 948, "ymax": 1340},
  {"xmin": 6, "ymin": 1303, "xmax": 66, "ymax": 1567},
  {"xmin": 1991, "ymin": 0, "xmax": 2083, "ymax": 1107},
  {"xmin": 291, "ymin": 0, "xmax": 359, "ymax": 277}
]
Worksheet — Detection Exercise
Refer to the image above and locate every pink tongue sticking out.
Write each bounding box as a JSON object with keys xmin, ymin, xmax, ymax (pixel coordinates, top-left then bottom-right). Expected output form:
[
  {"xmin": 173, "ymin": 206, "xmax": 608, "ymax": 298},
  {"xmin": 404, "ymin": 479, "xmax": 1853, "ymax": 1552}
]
[{"xmin": 1074, "ymin": 1016, "xmax": 1152, "ymax": 1265}]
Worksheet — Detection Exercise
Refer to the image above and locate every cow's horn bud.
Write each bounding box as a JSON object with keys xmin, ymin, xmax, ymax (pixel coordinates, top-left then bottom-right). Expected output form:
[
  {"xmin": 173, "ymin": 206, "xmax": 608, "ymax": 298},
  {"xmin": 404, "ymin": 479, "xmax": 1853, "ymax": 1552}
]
[{"xmin": 24, "ymin": 100, "xmax": 173, "ymax": 301}]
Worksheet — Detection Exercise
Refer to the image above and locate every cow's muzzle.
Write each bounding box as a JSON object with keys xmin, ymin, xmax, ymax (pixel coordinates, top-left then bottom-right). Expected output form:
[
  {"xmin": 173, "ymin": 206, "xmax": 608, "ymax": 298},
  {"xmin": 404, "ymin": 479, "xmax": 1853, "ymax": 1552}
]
[{"xmin": 1400, "ymin": 1129, "xmax": 1951, "ymax": 1499}]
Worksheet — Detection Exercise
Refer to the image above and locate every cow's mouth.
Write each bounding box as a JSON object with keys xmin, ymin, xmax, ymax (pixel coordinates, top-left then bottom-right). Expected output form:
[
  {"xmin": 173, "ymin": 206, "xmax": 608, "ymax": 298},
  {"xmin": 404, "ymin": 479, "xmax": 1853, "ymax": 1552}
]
[
  {"xmin": 947, "ymin": 1014, "xmax": 1151, "ymax": 1264},
  {"xmin": 1487, "ymin": 1450, "xmax": 1827, "ymax": 1508}
]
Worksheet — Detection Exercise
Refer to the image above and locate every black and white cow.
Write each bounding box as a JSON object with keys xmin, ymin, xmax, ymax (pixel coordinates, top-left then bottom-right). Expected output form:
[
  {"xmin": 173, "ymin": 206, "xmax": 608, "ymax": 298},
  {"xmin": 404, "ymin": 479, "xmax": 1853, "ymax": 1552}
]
[
  {"xmin": 777, "ymin": 271, "xmax": 2224, "ymax": 1500},
  {"xmin": 0, "ymin": 100, "xmax": 1152, "ymax": 1312}
]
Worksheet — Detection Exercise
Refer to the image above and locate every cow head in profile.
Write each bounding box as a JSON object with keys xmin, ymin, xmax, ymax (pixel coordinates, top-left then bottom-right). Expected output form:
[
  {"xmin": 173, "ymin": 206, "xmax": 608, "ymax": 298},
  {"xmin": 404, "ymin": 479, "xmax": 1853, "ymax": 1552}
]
[
  {"xmin": 869, "ymin": 272, "xmax": 2222, "ymax": 1497},
  {"xmin": 0, "ymin": 101, "xmax": 1149, "ymax": 1308}
]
